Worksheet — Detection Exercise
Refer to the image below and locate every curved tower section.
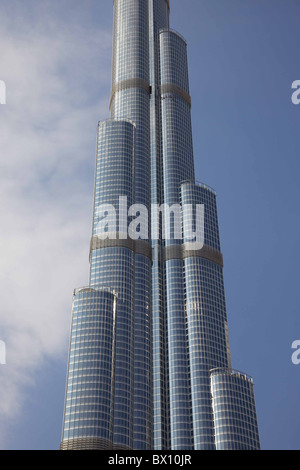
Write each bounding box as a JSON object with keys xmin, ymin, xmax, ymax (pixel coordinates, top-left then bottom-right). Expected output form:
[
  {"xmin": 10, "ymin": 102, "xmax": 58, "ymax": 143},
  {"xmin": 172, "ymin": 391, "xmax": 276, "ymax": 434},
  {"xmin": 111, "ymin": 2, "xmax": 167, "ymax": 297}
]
[
  {"xmin": 210, "ymin": 369, "xmax": 261, "ymax": 450},
  {"xmin": 181, "ymin": 182, "xmax": 230, "ymax": 449},
  {"xmin": 110, "ymin": 0, "xmax": 153, "ymax": 450},
  {"xmin": 89, "ymin": 119, "xmax": 136, "ymax": 450},
  {"xmin": 159, "ymin": 28, "xmax": 195, "ymax": 450},
  {"xmin": 61, "ymin": 287, "xmax": 118, "ymax": 450}
]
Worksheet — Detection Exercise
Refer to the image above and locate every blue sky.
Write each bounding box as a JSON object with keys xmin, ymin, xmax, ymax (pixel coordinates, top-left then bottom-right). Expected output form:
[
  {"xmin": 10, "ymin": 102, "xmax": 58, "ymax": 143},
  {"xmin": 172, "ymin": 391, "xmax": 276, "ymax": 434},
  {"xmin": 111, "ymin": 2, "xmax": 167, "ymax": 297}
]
[{"xmin": 0, "ymin": 0, "xmax": 299, "ymax": 450}]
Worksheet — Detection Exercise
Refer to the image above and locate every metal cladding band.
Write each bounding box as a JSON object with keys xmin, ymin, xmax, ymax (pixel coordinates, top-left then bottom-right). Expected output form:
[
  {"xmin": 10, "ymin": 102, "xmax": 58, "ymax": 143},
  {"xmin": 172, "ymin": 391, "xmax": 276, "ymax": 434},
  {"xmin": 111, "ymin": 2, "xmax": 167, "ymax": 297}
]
[
  {"xmin": 210, "ymin": 367, "xmax": 254, "ymax": 383},
  {"xmin": 90, "ymin": 236, "xmax": 152, "ymax": 260},
  {"xmin": 163, "ymin": 243, "xmax": 224, "ymax": 267},
  {"xmin": 160, "ymin": 83, "xmax": 191, "ymax": 107},
  {"xmin": 60, "ymin": 438, "xmax": 113, "ymax": 451},
  {"xmin": 74, "ymin": 286, "xmax": 118, "ymax": 298},
  {"xmin": 110, "ymin": 78, "xmax": 151, "ymax": 109}
]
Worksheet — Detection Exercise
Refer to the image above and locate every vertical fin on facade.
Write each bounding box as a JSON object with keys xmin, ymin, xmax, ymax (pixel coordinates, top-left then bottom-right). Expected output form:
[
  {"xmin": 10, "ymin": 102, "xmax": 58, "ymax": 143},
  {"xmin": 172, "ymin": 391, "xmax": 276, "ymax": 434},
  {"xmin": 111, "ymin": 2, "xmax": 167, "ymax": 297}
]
[{"xmin": 225, "ymin": 320, "xmax": 232, "ymax": 370}]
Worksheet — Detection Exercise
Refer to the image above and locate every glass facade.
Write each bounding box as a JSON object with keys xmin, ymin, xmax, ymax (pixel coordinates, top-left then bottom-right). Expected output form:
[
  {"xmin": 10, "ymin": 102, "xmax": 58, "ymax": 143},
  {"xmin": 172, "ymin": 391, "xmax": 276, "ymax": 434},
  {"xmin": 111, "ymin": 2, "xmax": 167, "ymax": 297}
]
[
  {"xmin": 61, "ymin": 287, "xmax": 117, "ymax": 450},
  {"xmin": 159, "ymin": 30, "xmax": 195, "ymax": 450},
  {"xmin": 181, "ymin": 182, "xmax": 229, "ymax": 449},
  {"xmin": 110, "ymin": 0, "xmax": 152, "ymax": 450},
  {"xmin": 210, "ymin": 369, "xmax": 261, "ymax": 450},
  {"xmin": 90, "ymin": 119, "xmax": 136, "ymax": 450},
  {"xmin": 61, "ymin": 0, "xmax": 260, "ymax": 451}
]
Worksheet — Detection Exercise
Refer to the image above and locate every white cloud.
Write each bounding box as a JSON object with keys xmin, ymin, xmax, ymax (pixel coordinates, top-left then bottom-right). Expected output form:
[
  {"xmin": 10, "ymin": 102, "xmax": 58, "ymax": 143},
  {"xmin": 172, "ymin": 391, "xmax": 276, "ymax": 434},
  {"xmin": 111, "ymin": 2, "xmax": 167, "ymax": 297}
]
[{"xmin": 0, "ymin": 1, "xmax": 112, "ymax": 448}]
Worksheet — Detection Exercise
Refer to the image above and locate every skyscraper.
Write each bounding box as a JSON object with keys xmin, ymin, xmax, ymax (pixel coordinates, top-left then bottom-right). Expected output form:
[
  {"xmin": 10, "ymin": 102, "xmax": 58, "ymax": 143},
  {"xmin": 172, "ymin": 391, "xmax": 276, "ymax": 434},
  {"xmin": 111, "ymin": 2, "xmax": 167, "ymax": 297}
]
[{"xmin": 60, "ymin": 0, "xmax": 260, "ymax": 451}]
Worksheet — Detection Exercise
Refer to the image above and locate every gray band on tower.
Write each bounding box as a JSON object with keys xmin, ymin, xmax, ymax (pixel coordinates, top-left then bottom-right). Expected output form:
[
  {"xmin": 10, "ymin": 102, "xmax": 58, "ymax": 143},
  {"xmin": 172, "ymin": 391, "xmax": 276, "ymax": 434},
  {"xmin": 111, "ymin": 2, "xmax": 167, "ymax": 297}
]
[
  {"xmin": 60, "ymin": 437, "xmax": 113, "ymax": 451},
  {"xmin": 90, "ymin": 236, "xmax": 152, "ymax": 260},
  {"xmin": 110, "ymin": 78, "xmax": 151, "ymax": 108},
  {"xmin": 163, "ymin": 243, "xmax": 224, "ymax": 267},
  {"xmin": 160, "ymin": 83, "xmax": 191, "ymax": 107}
]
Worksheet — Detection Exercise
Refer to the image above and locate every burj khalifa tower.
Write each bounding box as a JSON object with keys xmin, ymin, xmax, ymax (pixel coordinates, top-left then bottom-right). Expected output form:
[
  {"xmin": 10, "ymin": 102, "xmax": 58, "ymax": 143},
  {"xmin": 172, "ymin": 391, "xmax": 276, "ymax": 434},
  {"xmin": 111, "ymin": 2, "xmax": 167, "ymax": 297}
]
[{"xmin": 60, "ymin": 0, "xmax": 260, "ymax": 451}]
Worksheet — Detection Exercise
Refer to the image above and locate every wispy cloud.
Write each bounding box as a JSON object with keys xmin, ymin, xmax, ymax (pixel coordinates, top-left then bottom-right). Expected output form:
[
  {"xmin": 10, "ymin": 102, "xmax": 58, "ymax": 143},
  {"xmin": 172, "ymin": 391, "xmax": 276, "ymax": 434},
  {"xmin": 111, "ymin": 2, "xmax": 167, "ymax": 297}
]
[{"xmin": 0, "ymin": 0, "xmax": 112, "ymax": 448}]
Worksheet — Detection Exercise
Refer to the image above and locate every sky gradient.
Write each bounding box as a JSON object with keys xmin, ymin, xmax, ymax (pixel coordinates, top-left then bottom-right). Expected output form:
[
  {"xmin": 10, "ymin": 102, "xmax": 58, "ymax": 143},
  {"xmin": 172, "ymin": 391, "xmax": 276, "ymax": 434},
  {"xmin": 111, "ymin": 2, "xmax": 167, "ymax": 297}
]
[{"xmin": 0, "ymin": 0, "xmax": 299, "ymax": 450}]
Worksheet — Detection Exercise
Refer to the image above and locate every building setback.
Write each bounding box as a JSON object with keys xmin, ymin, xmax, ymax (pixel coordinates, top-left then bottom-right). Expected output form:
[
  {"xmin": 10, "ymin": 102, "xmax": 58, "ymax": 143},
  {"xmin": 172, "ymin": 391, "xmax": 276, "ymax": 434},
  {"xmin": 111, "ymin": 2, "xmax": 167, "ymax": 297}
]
[{"xmin": 61, "ymin": 0, "xmax": 260, "ymax": 451}]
